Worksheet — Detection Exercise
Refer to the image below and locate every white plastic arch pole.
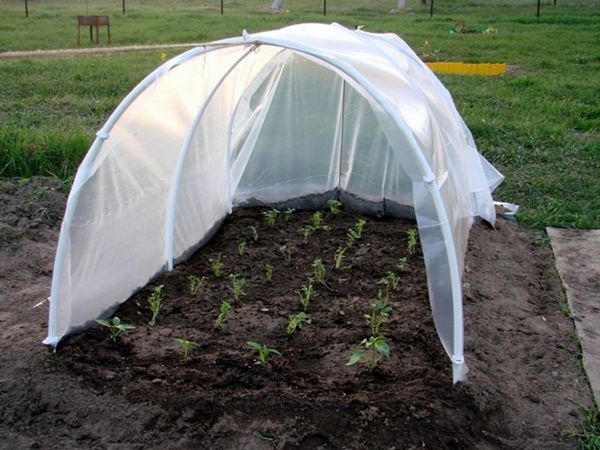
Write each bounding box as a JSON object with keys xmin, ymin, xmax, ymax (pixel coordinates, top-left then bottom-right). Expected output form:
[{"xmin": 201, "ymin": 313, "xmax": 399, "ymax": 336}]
[{"xmin": 165, "ymin": 45, "xmax": 258, "ymax": 271}]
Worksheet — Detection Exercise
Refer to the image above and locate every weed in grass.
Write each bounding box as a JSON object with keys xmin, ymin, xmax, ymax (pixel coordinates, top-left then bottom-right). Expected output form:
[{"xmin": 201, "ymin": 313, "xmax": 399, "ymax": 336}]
[
  {"xmin": 95, "ymin": 316, "xmax": 135, "ymax": 344},
  {"xmin": 263, "ymin": 208, "xmax": 280, "ymax": 228},
  {"xmin": 214, "ymin": 301, "xmax": 231, "ymax": 330},
  {"xmin": 238, "ymin": 240, "xmax": 247, "ymax": 256},
  {"xmin": 286, "ymin": 311, "xmax": 311, "ymax": 335},
  {"xmin": 209, "ymin": 255, "xmax": 224, "ymax": 278},
  {"xmin": 569, "ymin": 405, "xmax": 600, "ymax": 449},
  {"xmin": 248, "ymin": 225, "xmax": 259, "ymax": 242},
  {"xmin": 327, "ymin": 199, "xmax": 343, "ymax": 216},
  {"xmin": 296, "ymin": 278, "xmax": 316, "ymax": 312},
  {"xmin": 334, "ymin": 245, "xmax": 347, "ymax": 269},
  {"xmin": 173, "ymin": 338, "xmax": 199, "ymax": 359},
  {"xmin": 312, "ymin": 258, "xmax": 326, "ymax": 285},
  {"xmin": 278, "ymin": 245, "xmax": 293, "ymax": 263},
  {"xmin": 265, "ymin": 263, "xmax": 274, "ymax": 282},
  {"xmin": 229, "ymin": 274, "xmax": 247, "ymax": 301},
  {"xmin": 283, "ymin": 208, "xmax": 295, "ymax": 221},
  {"xmin": 347, "ymin": 335, "xmax": 390, "ymax": 371},
  {"xmin": 407, "ymin": 229, "xmax": 418, "ymax": 255},
  {"xmin": 147, "ymin": 284, "xmax": 164, "ymax": 326},
  {"xmin": 188, "ymin": 275, "xmax": 206, "ymax": 296},
  {"xmin": 247, "ymin": 341, "xmax": 281, "ymax": 365}
]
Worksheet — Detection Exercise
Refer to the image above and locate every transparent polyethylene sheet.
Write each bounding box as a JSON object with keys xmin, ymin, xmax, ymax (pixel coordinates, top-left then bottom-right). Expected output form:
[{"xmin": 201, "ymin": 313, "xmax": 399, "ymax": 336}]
[{"xmin": 46, "ymin": 24, "xmax": 503, "ymax": 383}]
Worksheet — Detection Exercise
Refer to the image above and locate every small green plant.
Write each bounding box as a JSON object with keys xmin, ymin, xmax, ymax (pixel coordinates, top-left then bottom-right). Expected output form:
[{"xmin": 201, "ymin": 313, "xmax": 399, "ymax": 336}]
[
  {"xmin": 569, "ymin": 404, "xmax": 600, "ymax": 449},
  {"xmin": 265, "ymin": 263, "xmax": 274, "ymax": 282},
  {"xmin": 263, "ymin": 208, "xmax": 280, "ymax": 228},
  {"xmin": 309, "ymin": 211, "xmax": 331, "ymax": 231},
  {"xmin": 278, "ymin": 245, "xmax": 293, "ymax": 263},
  {"xmin": 229, "ymin": 273, "xmax": 247, "ymax": 301},
  {"xmin": 286, "ymin": 311, "xmax": 311, "ymax": 335},
  {"xmin": 296, "ymin": 278, "xmax": 316, "ymax": 312},
  {"xmin": 334, "ymin": 245, "xmax": 347, "ymax": 269},
  {"xmin": 214, "ymin": 301, "xmax": 232, "ymax": 330},
  {"xmin": 378, "ymin": 271, "xmax": 400, "ymax": 302},
  {"xmin": 247, "ymin": 341, "xmax": 282, "ymax": 365},
  {"xmin": 347, "ymin": 218, "xmax": 367, "ymax": 247},
  {"xmin": 327, "ymin": 199, "xmax": 343, "ymax": 215},
  {"xmin": 407, "ymin": 228, "xmax": 418, "ymax": 255},
  {"xmin": 312, "ymin": 258, "xmax": 326, "ymax": 285},
  {"xmin": 347, "ymin": 335, "xmax": 390, "ymax": 370},
  {"xmin": 209, "ymin": 255, "xmax": 224, "ymax": 278},
  {"xmin": 238, "ymin": 240, "xmax": 247, "ymax": 256},
  {"xmin": 365, "ymin": 291, "xmax": 392, "ymax": 335},
  {"xmin": 188, "ymin": 275, "xmax": 206, "ymax": 296},
  {"xmin": 283, "ymin": 208, "xmax": 295, "ymax": 221},
  {"xmin": 300, "ymin": 225, "xmax": 314, "ymax": 243},
  {"xmin": 395, "ymin": 257, "xmax": 408, "ymax": 272},
  {"xmin": 173, "ymin": 338, "xmax": 199, "ymax": 358},
  {"xmin": 95, "ymin": 316, "xmax": 136, "ymax": 343},
  {"xmin": 147, "ymin": 284, "xmax": 164, "ymax": 326},
  {"xmin": 248, "ymin": 225, "xmax": 259, "ymax": 242}
]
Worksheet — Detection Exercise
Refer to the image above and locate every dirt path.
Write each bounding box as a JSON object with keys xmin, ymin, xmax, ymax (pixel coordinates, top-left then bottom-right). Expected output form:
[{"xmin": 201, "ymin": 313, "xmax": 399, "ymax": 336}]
[
  {"xmin": 0, "ymin": 176, "xmax": 595, "ymax": 449},
  {"xmin": 0, "ymin": 43, "xmax": 204, "ymax": 60}
]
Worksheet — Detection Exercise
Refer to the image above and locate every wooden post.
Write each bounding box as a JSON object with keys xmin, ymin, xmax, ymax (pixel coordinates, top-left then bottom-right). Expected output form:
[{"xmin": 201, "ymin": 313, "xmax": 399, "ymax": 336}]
[
  {"xmin": 323, "ymin": 0, "xmax": 326, "ymax": 15},
  {"xmin": 221, "ymin": 0, "xmax": 224, "ymax": 15},
  {"xmin": 430, "ymin": 0, "xmax": 434, "ymax": 17},
  {"xmin": 25, "ymin": 0, "xmax": 29, "ymax": 17},
  {"xmin": 122, "ymin": 0, "xmax": 126, "ymax": 14},
  {"xmin": 536, "ymin": 0, "xmax": 541, "ymax": 16}
]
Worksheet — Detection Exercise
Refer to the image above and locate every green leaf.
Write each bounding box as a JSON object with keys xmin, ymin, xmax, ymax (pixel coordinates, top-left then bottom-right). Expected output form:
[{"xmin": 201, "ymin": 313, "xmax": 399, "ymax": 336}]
[
  {"xmin": 95, "ymin": 319, "xmax": 110, "ymax": 327},
  {"xmin": 375, "ymin": 341, "xmax": 390, "ymax": 359},
  {"xmin": 347, "ymin": 351, "xmax": 364, "ymax": 366},
  {"xmin": 247, "ymin": 341, "xmax": 262, "ymax": 351}
]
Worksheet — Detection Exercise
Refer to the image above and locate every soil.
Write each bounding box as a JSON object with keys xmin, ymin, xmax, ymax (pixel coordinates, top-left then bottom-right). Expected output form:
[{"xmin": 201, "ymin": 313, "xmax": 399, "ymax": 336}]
[{"xmin": 0, "ymin": 176, "xmax": 594, "ymax": 449}]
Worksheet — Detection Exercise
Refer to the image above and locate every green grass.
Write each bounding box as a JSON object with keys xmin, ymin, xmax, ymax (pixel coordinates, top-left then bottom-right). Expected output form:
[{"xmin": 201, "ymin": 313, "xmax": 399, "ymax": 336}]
[{"xmin": 0, "ymin": 0, "xmax": 599, "ymax": 230}]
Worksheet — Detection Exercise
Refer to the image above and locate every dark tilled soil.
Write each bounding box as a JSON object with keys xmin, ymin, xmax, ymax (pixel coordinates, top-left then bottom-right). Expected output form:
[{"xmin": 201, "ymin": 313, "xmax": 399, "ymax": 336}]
[{"xmin": 0, "ymin": 176, "xmax": 594, "ymax": 449}]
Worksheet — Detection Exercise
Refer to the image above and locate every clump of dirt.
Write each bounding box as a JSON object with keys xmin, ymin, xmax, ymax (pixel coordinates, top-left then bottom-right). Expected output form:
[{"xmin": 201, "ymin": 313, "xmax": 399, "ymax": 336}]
[{"xmin": 0, "ymin": 177, "xmax": 594, "ymax": 449}]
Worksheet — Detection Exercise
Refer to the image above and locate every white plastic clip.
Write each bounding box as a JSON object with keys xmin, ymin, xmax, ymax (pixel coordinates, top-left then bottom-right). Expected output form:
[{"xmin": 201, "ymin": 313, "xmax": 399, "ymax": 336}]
[
  {"xmin": 242, "ymin": 29, "xmax": 250, "ymax": 41},
  {"xmin": 96, "ymin": 130, "xmax": 109, "ymax": 140},
  {"xmin": 422, "ymin": 173, "xmax": 435, "ymax": 184}
]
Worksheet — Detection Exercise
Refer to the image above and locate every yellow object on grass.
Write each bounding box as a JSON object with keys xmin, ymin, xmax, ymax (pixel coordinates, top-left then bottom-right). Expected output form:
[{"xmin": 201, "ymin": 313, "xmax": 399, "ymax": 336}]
[{"xmin": 426, "ymin": 62, "xmax": 507, "ymax": 76}]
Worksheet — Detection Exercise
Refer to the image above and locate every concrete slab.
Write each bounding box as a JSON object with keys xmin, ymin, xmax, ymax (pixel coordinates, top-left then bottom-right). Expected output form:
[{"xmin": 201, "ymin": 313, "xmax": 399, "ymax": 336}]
[{"xmin": 547, "ymin": 228, "xmax": 600, "ymax": 408}]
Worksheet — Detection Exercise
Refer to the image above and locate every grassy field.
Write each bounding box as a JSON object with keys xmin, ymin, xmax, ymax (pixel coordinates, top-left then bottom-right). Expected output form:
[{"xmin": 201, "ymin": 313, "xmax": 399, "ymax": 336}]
[{"xmin": 0, "ymin": 0, "xmax": 599, "ymax": 229}]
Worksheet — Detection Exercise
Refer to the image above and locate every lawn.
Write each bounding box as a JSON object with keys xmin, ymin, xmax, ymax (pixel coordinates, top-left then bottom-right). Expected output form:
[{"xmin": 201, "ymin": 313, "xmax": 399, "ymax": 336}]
[{"xmin": 0, "ymin": 0, "xmax": 599, "ymax": 228}]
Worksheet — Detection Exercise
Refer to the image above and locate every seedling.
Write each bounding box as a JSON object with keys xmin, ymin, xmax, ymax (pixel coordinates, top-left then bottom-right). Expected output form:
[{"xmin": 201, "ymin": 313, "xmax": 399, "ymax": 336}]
[
  {"xmin": 173, "ymin": 338, "xmax": 199, "ymax": 359},
  {"xmin": 238, "ymin": 241, "xmax": 247, "ymax": 256},
  {"xmin": 209, "ymin": 255, "xmax": 224, "ymax": 278},
  {"xmin": 395, "ymin": 257, "xmax": 408, "ymax": 272},
  {"xmin": 286, "ymin": 311, "xmax": 311, "ymax": 335},
  {"xmin": 278, "ymin": 245, "xmax": 293, "ymax": 263},
  {"xmin": 407, "ymin": 228, "xmax": 418, "ymax": 255},
  {"xmin": 147, "ymin": 284, "xmax": 164, "ymax": 326},
  {"xmin": 334, "ymin": 245, "xmax": 347, "ymax": 269},
  {"xmin": 327, "ymin": 199, "xmax": 343, "ymax": 215},
  {"xmin": 95, "ymin": 316, "xmax": 136, "ymax": 343},
  {"xmin": 312, "ymin": 258, "xmax": 326, "ymax": 285},
  {"xmin": 229, "ymin": 273, "xmax": 247, "ymax": 301},
  {"xmin": 300, "ymin": 225, "xmax": 314, "ymax": 243},
  {"xmin": 296, "ymin": 278, "xmax": 316, "ymax": 312},
  {"xmin": 347, "ymin": 218, "xmax": 367, "ymax": 247},
  {"xmin": 309, "ymin": 211, "xmax": 331, "ymax": 231},
  {"xmin": 247, "ymin": 341, "xmax": 282, "ymax": 365},
  {"xmin": 214, "ymin": 301, "xmax": 231, "ymax": 330},
  {"xmin": 248, "ymin": 225, "xmax": 259, "ymax": 242},
  {"xmin": 365, "ymin": 291, "xmax": 392, "ymax": 335},
  {"xmin": 263, "ymin": 208, "xmax": 280, "ymax": 228},
  {"xmin": 283, "ymin": 208, "xmax": 295, "ymax": 221},
  {"xmin": 265, "ymin": 264, "xmax": 274, "ymax": 282},
  {"xmin": 188, "ymin": 275, "xmax": 206, "ymax": 296},
  {"xmin": 377, "ymin": 271, "xmax": 400, "ymax": 302},
  {"xmin": 347, "ymin": 335, "xmax": 390, "ymax": 370}
]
